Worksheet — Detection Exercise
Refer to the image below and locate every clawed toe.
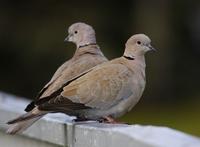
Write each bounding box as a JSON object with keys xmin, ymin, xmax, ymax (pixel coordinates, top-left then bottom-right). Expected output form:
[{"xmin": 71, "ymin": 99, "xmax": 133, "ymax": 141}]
[{"xmin": 99, "ymin": 116, "xmax": 128, "ymax": 124}]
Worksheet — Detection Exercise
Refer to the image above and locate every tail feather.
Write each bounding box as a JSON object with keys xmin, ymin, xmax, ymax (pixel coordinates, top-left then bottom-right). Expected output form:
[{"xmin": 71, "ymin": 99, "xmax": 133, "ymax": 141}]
[
  {"xmin": 6, "ymin": 108, "xmax": 46, "ymax": 135},
  {"xmin": 6, "ymin": 116, "xmax": 42, "ymax": 135},
  {"xmin": 7, "ymin": 112, "xmax": 38, "ymax": 124}
]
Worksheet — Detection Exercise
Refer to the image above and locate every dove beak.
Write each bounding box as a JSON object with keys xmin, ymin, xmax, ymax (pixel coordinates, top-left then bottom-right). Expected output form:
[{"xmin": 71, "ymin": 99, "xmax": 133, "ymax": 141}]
[
  {"xmin": 148, "ymin": 45, "xmax": 156, "ymax": 52},
  {"xmin": 64, "ymin": 36, "xmax": 69, "ymax": 42},
  {"xmin": 64, "ymin": 34, "xmax": 72, "ymax": 42}
]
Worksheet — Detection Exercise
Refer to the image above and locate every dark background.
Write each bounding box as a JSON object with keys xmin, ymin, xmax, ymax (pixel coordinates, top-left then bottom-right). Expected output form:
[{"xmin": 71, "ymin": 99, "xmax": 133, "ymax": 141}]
[{"xmin": 0, "ymin": 0, "xmax": 200, "ymax": 136}]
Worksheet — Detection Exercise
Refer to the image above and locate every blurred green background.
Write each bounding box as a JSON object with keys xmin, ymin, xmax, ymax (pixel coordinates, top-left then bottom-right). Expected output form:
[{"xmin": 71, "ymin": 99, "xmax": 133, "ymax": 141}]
[{"xmin": 0, "ymin": 0, "xmax": 200, "ymax": 136}]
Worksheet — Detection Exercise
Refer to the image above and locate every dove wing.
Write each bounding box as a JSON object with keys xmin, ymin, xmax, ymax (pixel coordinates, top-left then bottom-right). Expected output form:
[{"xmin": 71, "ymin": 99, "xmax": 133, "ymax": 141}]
[
  {"xmin": 25, "ymin": 46, "xmax": 107, "ymax": 112},
  {"xmin": 60, "ymin": 61, "xmax": 133, "ymax": 110},
  {"xmin": 36, "ymin": 60, "xmax": 72, "ymax": 98}
]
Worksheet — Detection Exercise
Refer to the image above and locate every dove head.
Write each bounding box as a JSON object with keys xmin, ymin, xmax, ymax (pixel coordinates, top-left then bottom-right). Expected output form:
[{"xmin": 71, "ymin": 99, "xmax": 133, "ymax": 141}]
[
  {"xmin": 124, "ymin": 34, "xmax": 155, "ymax": 57},
  {"xmin": 65, "ymin": 22, "xmax": 96, "ymax": 48}
]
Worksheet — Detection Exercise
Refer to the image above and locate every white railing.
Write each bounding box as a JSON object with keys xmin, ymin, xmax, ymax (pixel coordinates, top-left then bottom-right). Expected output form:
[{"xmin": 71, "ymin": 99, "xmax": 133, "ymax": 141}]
[{"xmin": 0, "ymin": 91, "xmax": 200, "ymax": 147}]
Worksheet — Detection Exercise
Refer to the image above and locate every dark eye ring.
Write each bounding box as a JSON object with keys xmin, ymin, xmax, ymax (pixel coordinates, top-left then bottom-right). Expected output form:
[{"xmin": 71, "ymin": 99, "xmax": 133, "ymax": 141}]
[
  {"xmin": 137, "ymin": 41, "xmax": 141, "ymax": 45},
  {"xmin": 74, "ymin": 31, "xmax": 78, "ymax": 34}
]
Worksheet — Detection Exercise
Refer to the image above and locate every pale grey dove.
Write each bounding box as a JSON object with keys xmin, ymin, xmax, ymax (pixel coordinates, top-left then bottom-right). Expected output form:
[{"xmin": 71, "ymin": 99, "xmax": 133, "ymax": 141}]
[{"xmin": 6, "ymin": 22, "xmax": 108, "ymax": 134}]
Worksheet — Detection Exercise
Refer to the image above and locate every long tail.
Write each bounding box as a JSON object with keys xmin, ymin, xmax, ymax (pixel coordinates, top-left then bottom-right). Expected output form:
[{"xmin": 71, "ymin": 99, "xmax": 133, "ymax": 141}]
[{"xmin": 6, "ymin": 108, "xmax": 46, "ymax": 135}]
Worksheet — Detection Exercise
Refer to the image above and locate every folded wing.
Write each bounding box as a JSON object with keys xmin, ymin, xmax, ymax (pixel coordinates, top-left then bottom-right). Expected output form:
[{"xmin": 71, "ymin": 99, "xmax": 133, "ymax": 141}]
[{"xmin": 61, "ymin": 62, "xmax": 133, "ymax": 110}]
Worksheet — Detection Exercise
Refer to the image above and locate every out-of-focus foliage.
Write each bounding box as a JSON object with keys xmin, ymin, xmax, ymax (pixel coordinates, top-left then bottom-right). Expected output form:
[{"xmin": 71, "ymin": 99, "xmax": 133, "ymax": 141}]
[{"xmin": 0, "ymin": 0, "xmax": 200, "ymax": 136}]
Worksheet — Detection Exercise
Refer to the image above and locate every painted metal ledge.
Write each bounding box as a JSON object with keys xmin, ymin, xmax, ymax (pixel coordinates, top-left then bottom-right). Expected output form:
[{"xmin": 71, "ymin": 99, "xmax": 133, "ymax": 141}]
[{"xmin": 0, "ymin": 91, "xmax": 200, "ymax": 147}]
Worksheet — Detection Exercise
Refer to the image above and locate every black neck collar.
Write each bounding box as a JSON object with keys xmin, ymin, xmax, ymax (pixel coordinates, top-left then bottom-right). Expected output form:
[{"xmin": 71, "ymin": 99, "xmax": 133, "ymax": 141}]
[
  {"xmin": 123, "ymin": 55, "xmax": 135, "ymax": 60},
  {"xmin": 78, "ymin": 43, "xmax": 97, "ymax": 48}
]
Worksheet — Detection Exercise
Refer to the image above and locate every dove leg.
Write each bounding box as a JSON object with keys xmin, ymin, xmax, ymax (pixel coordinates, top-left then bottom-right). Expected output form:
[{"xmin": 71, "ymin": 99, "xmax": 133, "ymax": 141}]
[
  {"xmin": 100, "ymin": 116, "xmax": 128, "ymax": 124},
  {"xmin": 74, "ymin": 117, "xmax": 90, "ymax": 122},
  {"xmin": 101, "ymin": 116, "xmax": 118, "ymax": 124},
  {"xmin": 73, "ymin": 115, "xmax": 112, "ymax": 123}
]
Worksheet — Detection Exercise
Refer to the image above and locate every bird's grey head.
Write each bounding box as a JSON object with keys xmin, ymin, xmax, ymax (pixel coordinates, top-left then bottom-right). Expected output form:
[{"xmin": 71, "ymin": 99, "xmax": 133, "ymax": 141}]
[
  {"xmin": 124, "ymin": 34, "xmax": 155, "ymax": 57},
  {"xmin": 65, "ymin": 22, "xmax": 96, "ymax": 48}
]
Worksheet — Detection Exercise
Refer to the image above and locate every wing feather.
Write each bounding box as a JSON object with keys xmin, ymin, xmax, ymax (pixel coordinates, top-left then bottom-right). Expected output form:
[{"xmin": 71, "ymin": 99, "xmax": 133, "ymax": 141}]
[{"xmin": 61, "ymin": 62, "xmax": 133, "ymax": 109}]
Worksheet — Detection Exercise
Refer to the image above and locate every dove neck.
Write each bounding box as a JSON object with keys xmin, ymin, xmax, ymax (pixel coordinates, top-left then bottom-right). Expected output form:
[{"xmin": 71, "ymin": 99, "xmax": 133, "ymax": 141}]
[
  {"xmin": 123, "ymin": 50, "xmax": 146, "ymax": 69},
  {"xmin": 74, "ymin": 44, "xmax": 103, "ymax": 57},
  {"xmin": 78, "ymin": 43, "xmax": 97, "ymax": 48},
  {"xmin": 135, "ymin": 56, "xmax": 146, "ymax": 69},
  {"xmin": 76, "ymin": 34, "xmax": 96, "ymax": 49},
  {"xmin": 126, "ymin": 55, "xmax": 146, "ymax": 80}
]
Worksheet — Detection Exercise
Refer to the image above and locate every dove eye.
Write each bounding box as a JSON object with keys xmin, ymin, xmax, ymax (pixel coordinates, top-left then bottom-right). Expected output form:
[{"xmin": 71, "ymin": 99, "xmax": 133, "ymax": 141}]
[
  {"xmin": 74, "ymin": 31, "xmax": 78, "ymax": 34},
  {"xmin": 137, "ymin": 41, "xmax": 141, "ymax": 45}
]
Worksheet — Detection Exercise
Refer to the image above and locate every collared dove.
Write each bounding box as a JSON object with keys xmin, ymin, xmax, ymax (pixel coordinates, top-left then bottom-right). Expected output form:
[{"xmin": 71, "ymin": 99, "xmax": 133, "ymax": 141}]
[
  {"xmin": 31, "ymin": 22, "xmax": 107, "ymax": 101},
  {"xmin": 59, "ymin": 34, "xmax": 155, "ymax": 120},
  {"xmin": 7, "ymin": 34, "xmax": 155, "ymax": 134},
  {"xmin": 6, "ymin": 22, "xmax": 107, "ymax": 134}
]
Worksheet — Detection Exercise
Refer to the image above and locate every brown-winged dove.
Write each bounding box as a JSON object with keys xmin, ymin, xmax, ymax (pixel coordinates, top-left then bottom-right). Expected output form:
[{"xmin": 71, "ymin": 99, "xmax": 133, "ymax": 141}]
[
  {"xmin": 6, "ymin": 22, "xmax": 108, "ymax": 134},
  {"xmin": 7, "ymin": 34, "xmax": 155, "ymax": 134}
]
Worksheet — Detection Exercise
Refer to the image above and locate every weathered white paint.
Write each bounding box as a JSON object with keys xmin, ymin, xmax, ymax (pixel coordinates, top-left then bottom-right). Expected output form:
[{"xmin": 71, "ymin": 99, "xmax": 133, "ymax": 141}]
[
  {"xmin": 0, "ymin": 91, "xmax": 200, "ymax": 147},
  {"xmin": 0, "ymin": 132, "xmax": 61, "ymax": 147}
]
